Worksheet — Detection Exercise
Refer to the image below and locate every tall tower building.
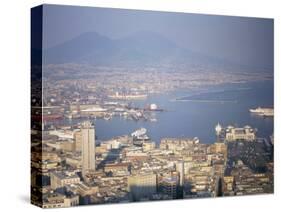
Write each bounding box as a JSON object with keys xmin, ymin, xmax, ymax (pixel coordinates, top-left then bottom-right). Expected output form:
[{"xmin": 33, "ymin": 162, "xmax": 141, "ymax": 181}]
[{"xmin": 81, "ymin": 121, "xmax": 95, "ymax": 178}]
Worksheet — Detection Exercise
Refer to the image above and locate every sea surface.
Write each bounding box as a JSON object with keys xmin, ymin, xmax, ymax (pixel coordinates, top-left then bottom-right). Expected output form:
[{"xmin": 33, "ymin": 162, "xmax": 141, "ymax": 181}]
[{"xmin": 62, "ymin": 80, "xmax": 274, "ymax": 144}]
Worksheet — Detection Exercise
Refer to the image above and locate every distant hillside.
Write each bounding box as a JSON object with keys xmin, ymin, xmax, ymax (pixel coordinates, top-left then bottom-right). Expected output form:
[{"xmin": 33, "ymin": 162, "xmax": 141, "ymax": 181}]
[{"xmin": 42, "ymin": 30, "xmax": 255, "ymax": 71}]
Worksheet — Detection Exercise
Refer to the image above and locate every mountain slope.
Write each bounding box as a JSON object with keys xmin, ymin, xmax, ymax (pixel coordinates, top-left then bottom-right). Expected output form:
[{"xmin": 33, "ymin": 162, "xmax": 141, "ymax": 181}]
[{"xmin": 44, "ymin": 30, "xmax": 240, "ymax": 69}]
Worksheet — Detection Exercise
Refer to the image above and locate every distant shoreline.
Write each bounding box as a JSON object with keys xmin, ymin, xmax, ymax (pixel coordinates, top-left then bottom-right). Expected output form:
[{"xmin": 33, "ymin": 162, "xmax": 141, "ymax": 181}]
[{"xmin": 170, "ymin": 99, "xmax": 238, "ymax": 103}]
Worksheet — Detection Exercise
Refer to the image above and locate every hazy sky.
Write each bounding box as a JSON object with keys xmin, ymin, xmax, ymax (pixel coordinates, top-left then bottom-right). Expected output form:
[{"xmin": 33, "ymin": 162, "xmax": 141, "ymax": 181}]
[{"xmin": 42, "ymin": 4, "xmax": 273, "ymax": 69}]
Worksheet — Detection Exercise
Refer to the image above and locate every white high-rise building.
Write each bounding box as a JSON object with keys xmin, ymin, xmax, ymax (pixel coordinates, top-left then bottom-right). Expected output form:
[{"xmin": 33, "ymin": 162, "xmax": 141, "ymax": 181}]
[{"xmin": 81, "ymin": 121, "xmax": 95, "ymax": 178}]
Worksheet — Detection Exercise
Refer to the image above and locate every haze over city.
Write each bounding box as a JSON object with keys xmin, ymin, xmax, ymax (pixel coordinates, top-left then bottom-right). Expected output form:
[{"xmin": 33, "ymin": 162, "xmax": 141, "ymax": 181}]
[
  {"xmin": 31, "ymin": 5, "xmax": 274, "ymax": 208},
  {"xmin": 42, "ymin": 4, "xmax": 273, "ymax": 70}
]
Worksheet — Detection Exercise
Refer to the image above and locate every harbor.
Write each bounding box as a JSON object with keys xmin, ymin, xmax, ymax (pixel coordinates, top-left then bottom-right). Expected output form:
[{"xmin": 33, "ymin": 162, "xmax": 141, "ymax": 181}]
[{"xmin": 42, "ymin": 80, "xmax": 273, "ymax": 144}]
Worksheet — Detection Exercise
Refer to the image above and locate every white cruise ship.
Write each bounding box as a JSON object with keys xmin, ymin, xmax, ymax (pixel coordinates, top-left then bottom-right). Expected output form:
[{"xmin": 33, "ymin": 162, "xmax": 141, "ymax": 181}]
[
  {"xmin": 131, "ymin": 128, "xmax": 147, "ymax": 138},
  {"xmin": 249, "ymin": 107, "xmax": 274, "ymax": 117}
]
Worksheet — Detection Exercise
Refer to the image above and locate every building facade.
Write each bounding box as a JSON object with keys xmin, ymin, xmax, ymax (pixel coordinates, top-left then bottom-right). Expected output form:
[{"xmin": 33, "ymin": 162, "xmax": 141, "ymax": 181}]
[
  {"xmin": 127, "ymin": 173, "xmax": 157, "ymax": 201},
  {"xmin": 81, "ymin": 121, "xmax": 96, "ymax": 178},
  {"xmin": 225, "ymin": 125, "xmax": 256, "ymax": 142},
  {"xmin": 50, "ymin": 171, "xmax": 80, "ymax": 190}
]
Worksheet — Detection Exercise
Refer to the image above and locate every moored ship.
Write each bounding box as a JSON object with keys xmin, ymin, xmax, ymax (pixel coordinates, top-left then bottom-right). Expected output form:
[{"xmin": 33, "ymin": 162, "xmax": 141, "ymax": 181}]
[
  {"xmin": 249, "ymin": 107, "xmax": 274, "ymax": 117},
  {"xmin": 131, "ymin": 128, "xmax": 150, "ymax": 141},
  {"xmin": 131, "ymin": 128, "xmax": 147, "ymax": 137}
]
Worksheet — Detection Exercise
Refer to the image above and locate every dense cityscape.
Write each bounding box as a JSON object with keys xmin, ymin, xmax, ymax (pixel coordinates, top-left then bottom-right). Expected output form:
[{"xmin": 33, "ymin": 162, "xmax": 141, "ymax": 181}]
[
  {"xmin": 31, "ymin": 5, "xmax": 274, "ymax": 208},
  {"xmin": 31, "ymin": 65, "xmax": 274, "ymax": 208}
]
